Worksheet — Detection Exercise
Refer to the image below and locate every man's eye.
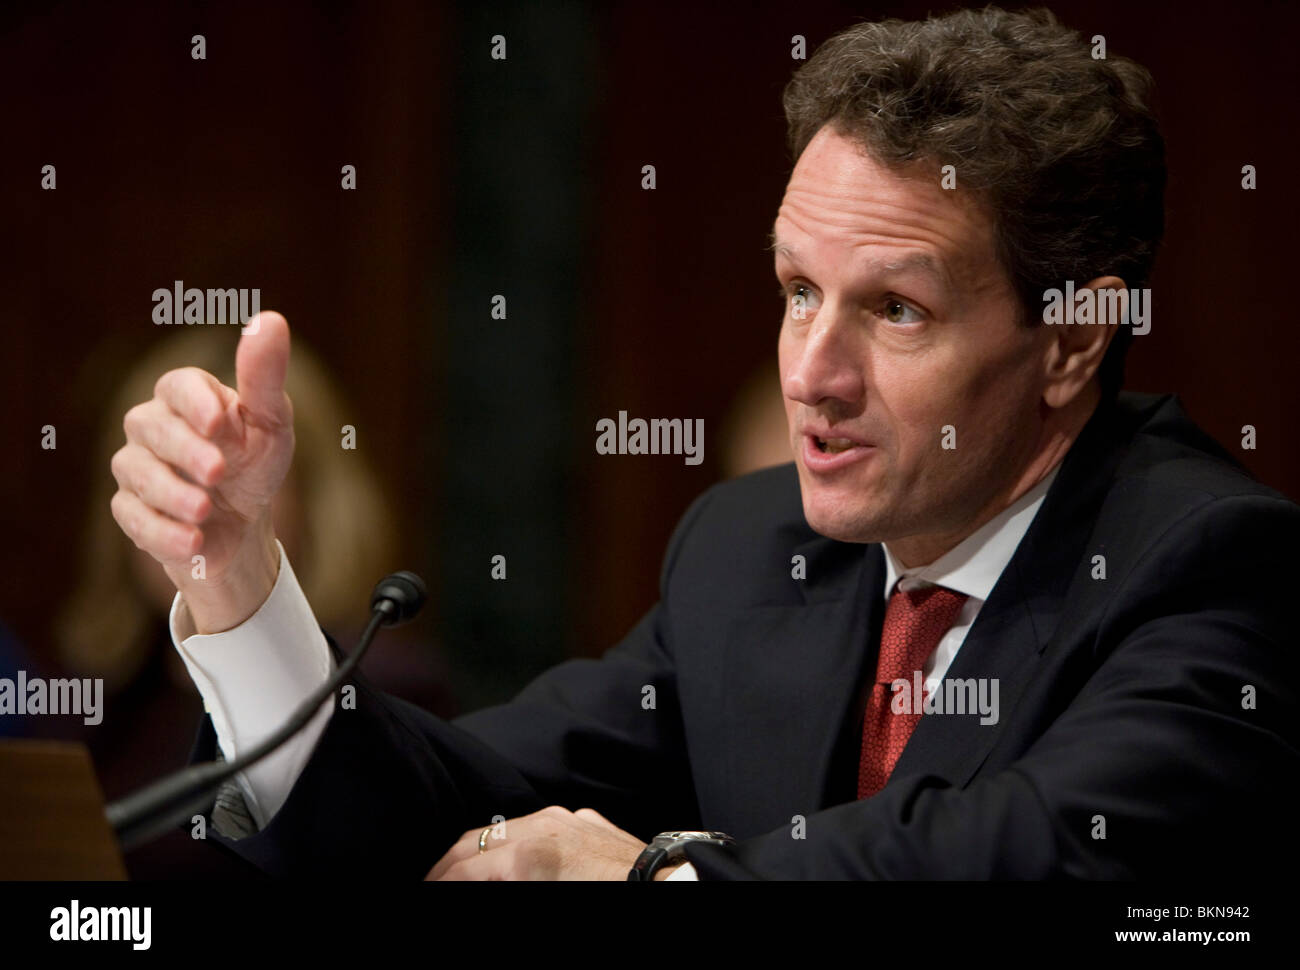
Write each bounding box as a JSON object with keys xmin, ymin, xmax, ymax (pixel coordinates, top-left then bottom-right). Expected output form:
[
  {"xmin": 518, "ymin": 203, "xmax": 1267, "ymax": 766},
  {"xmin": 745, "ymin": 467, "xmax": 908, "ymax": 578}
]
[
  {"xmin": 783, "ymin": 283, "xmax": 819, "ymax": 316},
  {"xmin": 882, "ymin": 299, "xmax": 922, "ymax": 324}
]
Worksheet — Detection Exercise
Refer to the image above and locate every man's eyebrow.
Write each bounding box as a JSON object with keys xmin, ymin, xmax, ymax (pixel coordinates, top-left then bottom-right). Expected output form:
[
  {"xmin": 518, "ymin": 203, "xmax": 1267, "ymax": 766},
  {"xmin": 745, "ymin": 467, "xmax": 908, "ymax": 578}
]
[
  {"xmin": 877, "ymin": 252, "xmax": 946, "ymax": 279},
  {"xmin": 769, "ymin": 235, "xmax": 951, "ymax": 287}
]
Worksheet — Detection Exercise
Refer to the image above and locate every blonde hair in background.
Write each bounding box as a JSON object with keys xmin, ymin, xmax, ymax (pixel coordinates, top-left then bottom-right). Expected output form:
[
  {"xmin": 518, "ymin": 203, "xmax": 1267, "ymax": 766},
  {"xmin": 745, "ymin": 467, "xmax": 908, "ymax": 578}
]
[
  {"xmin": 721, "ymin": 359, "xmax": 793, "ymax": 479},
  {"xmin": 57, "ymin": 328, "xmax": 398, "ymax": 691}
]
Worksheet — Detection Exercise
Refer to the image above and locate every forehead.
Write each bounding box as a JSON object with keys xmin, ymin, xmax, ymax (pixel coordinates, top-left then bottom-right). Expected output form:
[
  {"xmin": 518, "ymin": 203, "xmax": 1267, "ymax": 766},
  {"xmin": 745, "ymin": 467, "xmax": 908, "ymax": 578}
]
[{"xmin": 773, "ymin": 127, "xmax": 997, "ymax": 283}]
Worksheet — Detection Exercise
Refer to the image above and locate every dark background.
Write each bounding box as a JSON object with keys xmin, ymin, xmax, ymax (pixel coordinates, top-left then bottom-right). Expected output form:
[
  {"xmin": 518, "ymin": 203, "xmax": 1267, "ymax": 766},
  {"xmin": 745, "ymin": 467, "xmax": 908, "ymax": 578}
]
[{"xmin": 2, "ymin": 0, "xmax": 1296, "ymax": 717}]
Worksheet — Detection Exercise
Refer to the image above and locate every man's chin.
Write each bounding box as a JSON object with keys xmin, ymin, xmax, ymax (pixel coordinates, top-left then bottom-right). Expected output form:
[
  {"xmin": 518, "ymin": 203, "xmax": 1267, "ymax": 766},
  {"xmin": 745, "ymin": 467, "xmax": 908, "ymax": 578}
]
[{"xmin": 799, "ymin": 494, "xmax": 890, "ymax": 544}]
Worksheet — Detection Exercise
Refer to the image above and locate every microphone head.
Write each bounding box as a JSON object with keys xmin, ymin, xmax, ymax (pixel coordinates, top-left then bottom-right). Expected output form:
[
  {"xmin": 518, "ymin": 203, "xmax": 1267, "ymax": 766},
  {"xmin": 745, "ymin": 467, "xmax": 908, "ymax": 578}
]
[{"xmin": 370, "ymin": 571, "xmax": 428, "ymax": 626}]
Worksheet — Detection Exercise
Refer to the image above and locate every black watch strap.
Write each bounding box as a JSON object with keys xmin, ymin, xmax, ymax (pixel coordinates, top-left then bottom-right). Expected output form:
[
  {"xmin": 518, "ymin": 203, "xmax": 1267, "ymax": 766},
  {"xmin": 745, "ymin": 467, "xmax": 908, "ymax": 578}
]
[{"xmin": 627, "ymin": 831, "xmax": 735, "ymax": 881}]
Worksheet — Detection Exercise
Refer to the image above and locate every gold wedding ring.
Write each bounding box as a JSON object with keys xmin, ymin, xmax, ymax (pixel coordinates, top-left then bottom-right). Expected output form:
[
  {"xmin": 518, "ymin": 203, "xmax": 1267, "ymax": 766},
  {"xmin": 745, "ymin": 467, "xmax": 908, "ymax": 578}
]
[{"xmin": 478, "ymin": 825, "xmax": 493, "ymax": 853}]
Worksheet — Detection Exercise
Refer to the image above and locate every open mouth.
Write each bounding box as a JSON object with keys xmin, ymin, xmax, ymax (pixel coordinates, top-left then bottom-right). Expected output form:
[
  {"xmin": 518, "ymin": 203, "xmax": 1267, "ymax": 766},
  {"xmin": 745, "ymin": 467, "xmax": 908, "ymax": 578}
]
[{"xmin": 814, "ymin": 436, "xmax": 860, "ymax": 454}]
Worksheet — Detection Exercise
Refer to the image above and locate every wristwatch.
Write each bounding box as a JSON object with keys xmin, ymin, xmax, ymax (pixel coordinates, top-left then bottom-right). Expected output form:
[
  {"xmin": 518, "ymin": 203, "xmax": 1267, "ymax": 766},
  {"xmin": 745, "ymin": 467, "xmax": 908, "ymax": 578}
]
[{"xmin": 628, "ymin": 831, "xmax": 736, "ymax": 881}]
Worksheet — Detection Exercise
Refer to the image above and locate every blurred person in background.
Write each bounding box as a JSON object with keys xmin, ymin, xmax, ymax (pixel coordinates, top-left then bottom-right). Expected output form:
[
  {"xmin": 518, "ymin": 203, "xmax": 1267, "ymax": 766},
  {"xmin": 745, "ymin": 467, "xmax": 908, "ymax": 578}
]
[{"xmin": 722, "ymin": 358, "xmax": 793, "ymax": 479}]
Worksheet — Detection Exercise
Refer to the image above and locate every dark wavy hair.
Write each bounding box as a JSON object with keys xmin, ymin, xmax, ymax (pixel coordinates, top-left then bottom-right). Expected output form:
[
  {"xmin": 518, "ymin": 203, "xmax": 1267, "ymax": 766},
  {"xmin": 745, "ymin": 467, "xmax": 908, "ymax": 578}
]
[{"xmin": 782, "ymin": 6, "xmax": 1166, "ymax": 398}]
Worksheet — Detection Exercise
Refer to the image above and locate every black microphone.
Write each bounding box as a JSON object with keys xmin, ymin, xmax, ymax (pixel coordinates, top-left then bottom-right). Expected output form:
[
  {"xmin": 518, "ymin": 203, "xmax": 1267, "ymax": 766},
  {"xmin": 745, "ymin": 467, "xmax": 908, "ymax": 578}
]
[
  {"xmin": 369, "ymin": 571, "xmax": 427, "ymax": 625},
  {"xmin": 105, "ymin": 571, "xmax": 428, "ymax": 851}
]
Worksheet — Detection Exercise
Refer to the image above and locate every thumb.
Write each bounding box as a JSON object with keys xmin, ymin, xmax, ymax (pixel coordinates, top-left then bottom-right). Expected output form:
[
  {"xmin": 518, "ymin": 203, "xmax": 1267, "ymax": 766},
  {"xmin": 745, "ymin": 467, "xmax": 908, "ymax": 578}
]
[{"xmin": 235, "ymin": 311, "xmax": 292, "ymax": 424}]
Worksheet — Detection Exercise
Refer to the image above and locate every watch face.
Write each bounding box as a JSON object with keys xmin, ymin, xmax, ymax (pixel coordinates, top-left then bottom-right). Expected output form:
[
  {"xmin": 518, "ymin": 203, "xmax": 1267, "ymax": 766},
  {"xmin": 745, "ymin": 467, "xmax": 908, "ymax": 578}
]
[
  {"xmin": 632, "ymin": 832, "xmax": 736, "ymax": 880},
  {"xmin": 653, "ymin": 831, "xmax": 735, "ymax": 848}
]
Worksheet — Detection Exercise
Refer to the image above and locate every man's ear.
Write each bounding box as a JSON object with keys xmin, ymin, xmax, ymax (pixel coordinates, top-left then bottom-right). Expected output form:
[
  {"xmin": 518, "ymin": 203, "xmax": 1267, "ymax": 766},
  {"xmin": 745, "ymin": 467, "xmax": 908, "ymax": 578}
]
[{"xmin": 1041, "ymin": 275, "xmax": 1125, "ymax": 409}]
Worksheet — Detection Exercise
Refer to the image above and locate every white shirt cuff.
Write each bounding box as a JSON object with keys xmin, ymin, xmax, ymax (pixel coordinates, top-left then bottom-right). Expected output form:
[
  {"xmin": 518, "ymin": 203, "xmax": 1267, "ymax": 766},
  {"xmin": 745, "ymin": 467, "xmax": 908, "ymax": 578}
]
[
  {"xmin": 665, "ymin": 862, "xmax": 700, "ymax": 881},
  {"xmin": 169, "ymin": 540, "xmax": 334, "ymax": 830}
]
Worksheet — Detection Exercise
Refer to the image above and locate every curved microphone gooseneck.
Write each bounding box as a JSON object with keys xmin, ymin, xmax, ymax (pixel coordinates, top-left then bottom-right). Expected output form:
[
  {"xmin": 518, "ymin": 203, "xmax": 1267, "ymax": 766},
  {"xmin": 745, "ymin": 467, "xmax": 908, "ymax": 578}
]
[{"xmin": 105, "ymin": 571, "xmax": 427, "ymax": 851}]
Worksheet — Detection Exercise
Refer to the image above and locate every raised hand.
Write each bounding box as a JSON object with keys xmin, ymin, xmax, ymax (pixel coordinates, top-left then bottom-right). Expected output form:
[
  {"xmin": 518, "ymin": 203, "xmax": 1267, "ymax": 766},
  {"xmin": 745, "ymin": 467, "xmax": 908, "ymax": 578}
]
[{"xmin": 110, "ymin": 312, "xmax": 296, "ymax": 633}]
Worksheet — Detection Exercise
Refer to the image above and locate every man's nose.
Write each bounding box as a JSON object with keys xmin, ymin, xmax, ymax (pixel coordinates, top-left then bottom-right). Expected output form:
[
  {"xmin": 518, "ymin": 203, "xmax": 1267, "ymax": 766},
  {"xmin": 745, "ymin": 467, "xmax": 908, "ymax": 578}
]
[{"xmin": 783, "ymin": 303, "xmax": 866, "ymax": 408}]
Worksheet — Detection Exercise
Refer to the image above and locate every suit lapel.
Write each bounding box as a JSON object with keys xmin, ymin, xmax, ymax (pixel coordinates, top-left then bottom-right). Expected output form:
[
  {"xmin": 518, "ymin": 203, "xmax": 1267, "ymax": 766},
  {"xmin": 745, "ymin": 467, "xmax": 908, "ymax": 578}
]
[{"xmin": 719, "ymin": 533, "xmax": 883, "ymax": 835}]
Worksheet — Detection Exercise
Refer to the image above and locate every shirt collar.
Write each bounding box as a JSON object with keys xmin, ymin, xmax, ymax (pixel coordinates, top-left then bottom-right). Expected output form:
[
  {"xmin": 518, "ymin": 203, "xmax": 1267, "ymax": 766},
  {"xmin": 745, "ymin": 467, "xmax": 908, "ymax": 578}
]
[{"xmin": 881, "ymin": 464, "xmax": 1061, "ymax": 603}]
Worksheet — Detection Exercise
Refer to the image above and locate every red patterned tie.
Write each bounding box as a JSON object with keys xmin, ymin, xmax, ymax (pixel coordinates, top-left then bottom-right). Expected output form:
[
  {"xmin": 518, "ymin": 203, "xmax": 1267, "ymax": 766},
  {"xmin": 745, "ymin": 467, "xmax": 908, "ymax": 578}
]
[{"xmin": 857, "ymin": 584, "xmax": 969, "ymax": 799}]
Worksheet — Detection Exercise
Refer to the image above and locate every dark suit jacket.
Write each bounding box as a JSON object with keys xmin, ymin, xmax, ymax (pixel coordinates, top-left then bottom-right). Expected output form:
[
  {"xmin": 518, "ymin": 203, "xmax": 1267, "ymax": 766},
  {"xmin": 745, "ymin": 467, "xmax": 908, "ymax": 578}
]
[{"xmin": 191, "ymin": 392, "xmax": 1300, "ymax": 878}]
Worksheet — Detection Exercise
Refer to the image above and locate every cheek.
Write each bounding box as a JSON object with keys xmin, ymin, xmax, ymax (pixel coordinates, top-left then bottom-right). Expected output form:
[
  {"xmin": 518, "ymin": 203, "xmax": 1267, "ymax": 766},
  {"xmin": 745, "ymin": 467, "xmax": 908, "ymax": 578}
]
[
  {"xmin": 776, "ymin": 322, "xmax": 794, "ymax": 379},
  {"xmin": 870, "ymin": 364, "xmax": 940, "ymax": 458},
  {"xmin": 915, "ymin": 344, "xmax": 1040, "ymax": 477},
  {"xmin": 963, "ymin": 338, "xmax": 1043, "ymax": 430},
  {"xmin": 904, "ymin": 321, "xmax": 1036, "ymax": 421},
  {"xmin": 776, "ymin": 327, "xmax": 798, "ymax": 420},
  {"xmin": 872, "ymin": 352, "xmax": 991, "ymax": 482}
]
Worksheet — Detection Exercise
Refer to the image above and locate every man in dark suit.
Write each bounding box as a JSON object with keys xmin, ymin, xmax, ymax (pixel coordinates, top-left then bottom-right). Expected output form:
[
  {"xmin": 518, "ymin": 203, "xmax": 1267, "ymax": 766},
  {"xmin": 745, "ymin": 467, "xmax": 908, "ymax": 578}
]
[{"xmin": 110, "ymin": 7, "xmax": 1299, "ymax": 879}]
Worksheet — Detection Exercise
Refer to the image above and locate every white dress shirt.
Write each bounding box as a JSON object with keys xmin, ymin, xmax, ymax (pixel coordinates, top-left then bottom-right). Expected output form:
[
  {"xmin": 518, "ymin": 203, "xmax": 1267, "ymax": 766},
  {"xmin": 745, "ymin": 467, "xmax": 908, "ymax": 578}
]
[
  {"xmin": 879, "ymin": 464, "xmax": 1060, "ymax": 693},
  {"xmin": 170, "ymin": 465, "xmax": 1058, "ymax": 877},
  {"xmin": 170, "ymin": 546, "xmax": 333, "ymax": 831}
]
